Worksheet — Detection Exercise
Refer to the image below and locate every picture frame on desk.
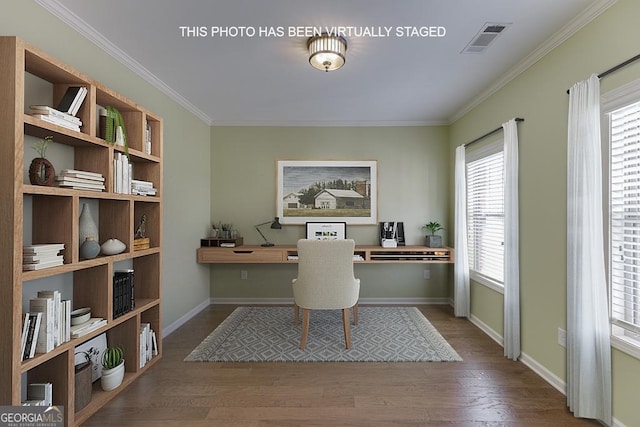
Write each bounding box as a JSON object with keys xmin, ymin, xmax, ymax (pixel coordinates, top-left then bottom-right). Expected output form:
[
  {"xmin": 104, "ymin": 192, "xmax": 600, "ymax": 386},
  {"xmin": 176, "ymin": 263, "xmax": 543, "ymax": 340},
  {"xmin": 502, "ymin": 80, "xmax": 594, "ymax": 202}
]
[
  {"xmin": 306, "ymin": 222, "xmax": 347, "ymax": 240},
  {"xmin": 276, "ymin": 160, "xmax": 377, "ymax": 225}
]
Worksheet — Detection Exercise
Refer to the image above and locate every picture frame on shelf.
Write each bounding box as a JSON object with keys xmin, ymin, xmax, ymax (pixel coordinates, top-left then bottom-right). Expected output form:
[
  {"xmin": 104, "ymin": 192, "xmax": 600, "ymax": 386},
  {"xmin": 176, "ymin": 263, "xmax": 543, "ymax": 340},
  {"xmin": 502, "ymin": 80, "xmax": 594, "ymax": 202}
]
[
  {"xmin": 306, "ymin": 222, "xmax": 347, "ymax": 240},
  {"xmin": 276, "ymin": 160, "xmax": 377, "ymax": 225},
  {"xmin": 74, "ymin": 333, "xmax": 107, "ymax": 382}
]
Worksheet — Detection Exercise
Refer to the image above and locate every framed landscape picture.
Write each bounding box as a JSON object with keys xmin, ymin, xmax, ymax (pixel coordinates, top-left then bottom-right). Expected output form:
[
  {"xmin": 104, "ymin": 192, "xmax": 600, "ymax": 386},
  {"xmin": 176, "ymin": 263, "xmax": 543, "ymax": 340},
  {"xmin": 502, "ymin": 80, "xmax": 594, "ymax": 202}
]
[{"xmin": 277, "ymin": 160, "xmax": 377, "ymax": 225}]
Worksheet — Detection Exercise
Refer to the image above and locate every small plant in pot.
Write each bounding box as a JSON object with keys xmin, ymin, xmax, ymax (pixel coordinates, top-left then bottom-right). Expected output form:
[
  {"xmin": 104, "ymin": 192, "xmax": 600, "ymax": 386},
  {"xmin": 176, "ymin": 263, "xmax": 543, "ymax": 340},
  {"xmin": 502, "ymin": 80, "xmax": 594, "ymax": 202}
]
[
  {"xmin": 423, "ymin": 221, "xmax": 445, "ymax": 248},
  {"xmin": 100, "ymin": 345, "xmax": 125, "ymax": 391},
  {"xmin": 28, "ymin": 136, "xmax": 56, "ymax": 186}
]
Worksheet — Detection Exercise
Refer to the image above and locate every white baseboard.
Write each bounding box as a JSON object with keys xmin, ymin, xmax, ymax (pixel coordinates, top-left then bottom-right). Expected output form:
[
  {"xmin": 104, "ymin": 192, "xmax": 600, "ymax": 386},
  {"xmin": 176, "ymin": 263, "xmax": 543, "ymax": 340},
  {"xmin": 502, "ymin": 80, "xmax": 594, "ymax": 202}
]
[
  {"xmin": 613, "ymin": 417, "xmax": 629, "ymax": 427},
  {"xmin": 468, "ymin": 314, "xmax": 629, "ymax": 427},
  {"xmin": 468, "ymin": 314, "xmax": 565, "ymax": 397},
  {"xmin": 469, "ymin": 313, "xmax": 567, "ymax": 394},
  {"xmin": 162, "ymin": 298, "xmax": 211, "ymax": 337},
  {"xmin": 469, "ymin": 313, "xmax": 504, "ymax": 347},
  {"xmin": 518, "ymin": 352, "xmax": 566, "ymax": 395},
  {"xmin": 209, "ymin": 297, "xmax": 453, "ymax": 305},
  {"xmin": 518, "ymin": 353, "xmax": 628, "ymax": 427}
]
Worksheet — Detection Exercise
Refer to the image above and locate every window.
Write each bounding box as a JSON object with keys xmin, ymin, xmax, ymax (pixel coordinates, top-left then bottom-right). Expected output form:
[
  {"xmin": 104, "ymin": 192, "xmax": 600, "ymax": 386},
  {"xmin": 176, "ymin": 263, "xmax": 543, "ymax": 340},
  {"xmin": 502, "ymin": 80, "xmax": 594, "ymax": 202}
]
[
  {"xmin": 466, "ymin": 139, "xmax": 504, "ymax": 289},
  {"xmin": 607, "ymin": 94, "xmax": 640, "ymax": 350}
]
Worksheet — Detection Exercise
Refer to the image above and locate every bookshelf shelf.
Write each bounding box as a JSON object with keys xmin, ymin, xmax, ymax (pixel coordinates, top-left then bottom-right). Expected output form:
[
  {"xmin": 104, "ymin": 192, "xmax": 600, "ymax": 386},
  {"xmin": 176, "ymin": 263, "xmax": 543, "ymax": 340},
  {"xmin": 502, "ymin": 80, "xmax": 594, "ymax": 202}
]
[{"xmin": 1, "ymin": 36, "xmax": 163, "ymax": 426}]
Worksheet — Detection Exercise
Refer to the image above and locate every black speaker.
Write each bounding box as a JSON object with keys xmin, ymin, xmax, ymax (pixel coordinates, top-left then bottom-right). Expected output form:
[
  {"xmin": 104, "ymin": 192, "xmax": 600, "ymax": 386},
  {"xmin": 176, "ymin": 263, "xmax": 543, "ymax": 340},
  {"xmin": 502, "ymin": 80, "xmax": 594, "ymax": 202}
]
[{"xmin": 396, "ymin": 222, "xmax": 405, "ymax": 246}]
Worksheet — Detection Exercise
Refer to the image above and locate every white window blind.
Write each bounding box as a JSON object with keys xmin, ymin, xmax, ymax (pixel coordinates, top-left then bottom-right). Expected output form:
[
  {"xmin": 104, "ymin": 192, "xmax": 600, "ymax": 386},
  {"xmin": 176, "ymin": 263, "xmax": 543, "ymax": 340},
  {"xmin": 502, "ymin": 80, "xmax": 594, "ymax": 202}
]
[
  {"xmin": 610, "ymin": 100, "xmax": 640, "ymax": 338},
  {"xmin": 466, "ymin": 144, "xmax": 504, "ymax": 284}
]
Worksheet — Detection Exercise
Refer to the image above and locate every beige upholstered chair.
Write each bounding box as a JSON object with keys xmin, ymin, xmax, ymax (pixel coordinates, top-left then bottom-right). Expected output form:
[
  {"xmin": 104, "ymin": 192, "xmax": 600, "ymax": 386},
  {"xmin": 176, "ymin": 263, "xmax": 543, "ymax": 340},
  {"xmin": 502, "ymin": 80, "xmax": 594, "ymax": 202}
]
[{"xmin": 292, "ymin": 239, "xmax": 360, "ymax": 350}]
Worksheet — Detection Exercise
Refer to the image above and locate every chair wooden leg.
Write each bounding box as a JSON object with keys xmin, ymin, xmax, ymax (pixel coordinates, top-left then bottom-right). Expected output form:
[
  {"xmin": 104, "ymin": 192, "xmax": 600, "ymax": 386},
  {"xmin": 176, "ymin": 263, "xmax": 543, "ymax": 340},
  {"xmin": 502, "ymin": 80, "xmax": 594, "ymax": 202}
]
[
  {"xmin": 342, "ymin": 308, "xmax": 352, "ymax": 349},
  {"xmin": 300, "ymin": 308, "xmax": 310, "ymax": 350},
  {"xmin": 353, "ymin": 302, "xmax": 358, "ymax": 325},
  {"xmin": 294, "ymin": 303, "xmax": 299, "ymax": 325}
]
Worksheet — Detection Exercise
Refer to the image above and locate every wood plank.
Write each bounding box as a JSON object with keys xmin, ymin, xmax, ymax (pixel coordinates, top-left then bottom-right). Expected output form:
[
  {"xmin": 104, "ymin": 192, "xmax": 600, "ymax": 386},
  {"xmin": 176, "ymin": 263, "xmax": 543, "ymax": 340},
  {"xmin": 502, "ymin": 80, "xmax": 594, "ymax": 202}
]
[
  {"xmin": 81, "ymin": 305, "xmax": 599, "ymax": 426},
  {"xmin": 0, "ymin": 36, "xmax": 23, "ymax": 406},
  {"xmin": 197, "ymin": 245, "xmax": 453, "ymax": 264}
]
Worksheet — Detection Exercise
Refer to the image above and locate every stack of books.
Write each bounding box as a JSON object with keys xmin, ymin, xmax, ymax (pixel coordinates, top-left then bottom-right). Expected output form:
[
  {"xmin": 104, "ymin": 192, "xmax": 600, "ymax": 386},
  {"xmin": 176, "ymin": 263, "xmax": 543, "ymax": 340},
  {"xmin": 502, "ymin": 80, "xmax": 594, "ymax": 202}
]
[
  {"xmin": 56, "ymin": 86, "xmax": 87, "ymax": 116},
  {"xmin": 30, "ymin": 105, "xmax": 82, "ymax": 132},
  {"xmin": 70, "ymin": 317, "xmax": 107, "ymax": 338},
  {"xmin": 131, "ymin": 179, "xmax": 157, "ymax": 196},
  {"xmin": 114, "ymin": 152, "xmax": 132, "ymax": 194},
  {"xmin": 145, "ymin": 120, "xmax": 152, "ymax": 154},
  {"xmin": 22, "ymin": 244, "xmax": 64, "ymax": 271},
  {"xmin": 35, "ymin": 290, "xmax": 71, "ymax": 348},
  {"xmin": 56, "ymin": 169, "xmax": 105, "ymax": 192},
  {"xmin": 139, "ymin": 322, "xmax": 158, "ymax": 368},
  {"xmin": 20, "ymin": 312, "xmax": 41, "ymax": 360},
  {"xmin": 133, "ymin": 238, "xmax": 150, "ymax": 251},
  {"xmin": 28, "ymin": 291, "xmax": 72, "ymax": 356}
]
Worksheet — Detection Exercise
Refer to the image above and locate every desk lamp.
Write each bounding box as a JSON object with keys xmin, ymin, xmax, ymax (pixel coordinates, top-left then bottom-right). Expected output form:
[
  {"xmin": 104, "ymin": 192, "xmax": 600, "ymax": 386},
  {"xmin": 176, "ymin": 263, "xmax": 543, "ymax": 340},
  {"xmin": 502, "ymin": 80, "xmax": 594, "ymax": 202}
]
[{"xmin": 255, "ymin": 217, "xmax": 282, "ymax": 247}]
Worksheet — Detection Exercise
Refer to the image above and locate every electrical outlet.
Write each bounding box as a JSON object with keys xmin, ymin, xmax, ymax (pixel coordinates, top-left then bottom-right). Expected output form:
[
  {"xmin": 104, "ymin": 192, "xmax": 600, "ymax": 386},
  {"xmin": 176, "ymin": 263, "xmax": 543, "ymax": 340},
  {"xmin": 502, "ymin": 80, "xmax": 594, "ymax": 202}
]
[
  {"xmin": 558, "ymin": 327, "xmax": 566, "ymax": 348},
  {"xmin": 240, "ymin": 270, "xmax": 248, "ymax": 280},
  {"xmin": 423, "ymin": 269, "xmax": 430, "ymax": 280}
]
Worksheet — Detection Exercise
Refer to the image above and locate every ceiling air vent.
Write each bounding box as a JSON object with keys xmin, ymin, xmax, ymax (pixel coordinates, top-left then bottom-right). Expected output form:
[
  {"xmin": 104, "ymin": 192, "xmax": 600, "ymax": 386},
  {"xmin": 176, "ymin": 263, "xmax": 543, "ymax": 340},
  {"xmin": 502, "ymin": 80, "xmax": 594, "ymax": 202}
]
[{"xmin": 462, "ymin": 22, "xmax": 510, "ymax": 54}]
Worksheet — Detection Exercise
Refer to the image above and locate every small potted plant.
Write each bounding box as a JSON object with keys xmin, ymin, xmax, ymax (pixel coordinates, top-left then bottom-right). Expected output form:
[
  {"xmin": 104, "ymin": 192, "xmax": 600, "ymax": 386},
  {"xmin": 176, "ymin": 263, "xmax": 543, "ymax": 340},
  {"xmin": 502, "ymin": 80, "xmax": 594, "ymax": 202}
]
[
  {"xmin": 100, "ymin": 345, "xmax": 125, "ymax": 391},
  {"xmin": 423, "ymin": 221, "xmax": 445, "ymax": 248},
  {"xmin": 28, "ymin": 136, "xmax": 55, "ymax": 186}
]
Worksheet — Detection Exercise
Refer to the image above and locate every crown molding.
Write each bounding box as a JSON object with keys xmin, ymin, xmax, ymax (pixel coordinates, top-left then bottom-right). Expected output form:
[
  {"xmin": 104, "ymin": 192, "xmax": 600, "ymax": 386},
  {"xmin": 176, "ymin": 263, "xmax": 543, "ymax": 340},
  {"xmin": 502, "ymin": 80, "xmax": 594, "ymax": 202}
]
[
  {"xmin": 35, "ymin": 0, "xmax": 213, "ymax": 125},
  {"xmin": 211, "ymin": 119, "xmax": 449, "ymax": 127},
  {"xmin": 449, "ymin": 0, "xmax": 618, "ymax": 124}
]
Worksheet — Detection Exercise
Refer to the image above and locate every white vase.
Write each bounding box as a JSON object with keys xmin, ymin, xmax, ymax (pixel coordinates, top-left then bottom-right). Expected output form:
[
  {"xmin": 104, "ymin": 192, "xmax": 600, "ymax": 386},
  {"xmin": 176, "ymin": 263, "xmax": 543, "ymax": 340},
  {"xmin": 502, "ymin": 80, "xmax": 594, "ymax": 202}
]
[
  {"xmin": 101, "ymin": 238, "xmax": 126, "ymax": 255},
  {"xmin": 79, "ymin": 203, "xmax": 98, "ymax": 248},
  {"xmin": 100, "ymin": 360, "xmax": 125, "ymax": 391}
]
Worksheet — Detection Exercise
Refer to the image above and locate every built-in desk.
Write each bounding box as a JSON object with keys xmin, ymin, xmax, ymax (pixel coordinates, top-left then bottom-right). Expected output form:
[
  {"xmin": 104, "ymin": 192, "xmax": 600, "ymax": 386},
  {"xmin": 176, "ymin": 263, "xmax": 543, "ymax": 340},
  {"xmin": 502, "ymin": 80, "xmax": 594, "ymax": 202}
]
[{"xmin": 197, "ymin": 245, "xmax": 454, "ymax": 264}]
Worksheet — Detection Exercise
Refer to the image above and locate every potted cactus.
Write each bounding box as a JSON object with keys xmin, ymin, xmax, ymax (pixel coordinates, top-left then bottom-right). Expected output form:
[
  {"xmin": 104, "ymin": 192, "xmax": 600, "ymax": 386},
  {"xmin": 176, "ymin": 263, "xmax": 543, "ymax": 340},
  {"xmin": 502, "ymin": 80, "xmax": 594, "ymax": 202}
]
[
  {"xmin": 100, "ymin": 345, "xmax": 125, "ymax": 391},
  {"xmin": 423, "ymin": 221, "xmax": 445, "ymax": 248}
]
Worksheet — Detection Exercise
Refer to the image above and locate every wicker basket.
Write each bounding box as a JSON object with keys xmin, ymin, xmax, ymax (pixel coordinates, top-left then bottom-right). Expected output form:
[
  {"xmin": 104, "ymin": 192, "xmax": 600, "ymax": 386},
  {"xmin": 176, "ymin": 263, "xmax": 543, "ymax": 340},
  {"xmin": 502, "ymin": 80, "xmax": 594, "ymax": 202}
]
[{"xmin": 74, "ymin": 361, "xmax": 92, "ymax": 412}]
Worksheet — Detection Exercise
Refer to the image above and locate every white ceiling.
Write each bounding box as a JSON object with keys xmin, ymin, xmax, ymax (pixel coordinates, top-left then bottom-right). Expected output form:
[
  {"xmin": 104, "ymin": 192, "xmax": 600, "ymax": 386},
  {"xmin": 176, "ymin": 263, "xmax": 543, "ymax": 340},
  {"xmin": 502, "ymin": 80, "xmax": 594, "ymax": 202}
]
[{"xmin": 39, "ymin": 0, "xmax": 609, "ymax": 126}]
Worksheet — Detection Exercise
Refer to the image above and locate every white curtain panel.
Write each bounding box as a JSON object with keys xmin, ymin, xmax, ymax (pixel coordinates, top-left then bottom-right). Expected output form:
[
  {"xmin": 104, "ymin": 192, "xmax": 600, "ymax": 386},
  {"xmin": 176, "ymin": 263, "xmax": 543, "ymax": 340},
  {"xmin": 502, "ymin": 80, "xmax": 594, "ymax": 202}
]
[
  {"xmin": 454, "ymin": 145, "xmax": 470, "ymax": 317},
  {"xmin": 502, "ymin": 119, "xmax": 520, "ymax": 361},
  {"xmin": 566, "ymin": 74, "xmax": 611, "ymax": 425}
]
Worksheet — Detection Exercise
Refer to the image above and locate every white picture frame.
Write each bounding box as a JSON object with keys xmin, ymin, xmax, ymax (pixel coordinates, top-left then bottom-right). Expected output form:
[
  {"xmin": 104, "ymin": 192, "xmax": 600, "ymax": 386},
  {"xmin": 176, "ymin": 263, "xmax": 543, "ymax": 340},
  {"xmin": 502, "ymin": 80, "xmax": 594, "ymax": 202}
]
[
  {"xmin": 305, "ymin": 222, "xmax": 347, "ymax": 240},
  {"xmin": 74, "ymin": 333, "xmax": 107, "ymax": 382}
]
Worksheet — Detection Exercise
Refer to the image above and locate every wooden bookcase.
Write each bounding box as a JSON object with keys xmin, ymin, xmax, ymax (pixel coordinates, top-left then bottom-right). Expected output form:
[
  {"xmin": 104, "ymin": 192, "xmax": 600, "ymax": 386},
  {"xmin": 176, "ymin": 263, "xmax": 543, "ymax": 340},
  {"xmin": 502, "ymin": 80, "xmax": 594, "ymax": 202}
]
[{"xmin": 0, "ymin": 37, "xmax": 163, "ymax": 426}]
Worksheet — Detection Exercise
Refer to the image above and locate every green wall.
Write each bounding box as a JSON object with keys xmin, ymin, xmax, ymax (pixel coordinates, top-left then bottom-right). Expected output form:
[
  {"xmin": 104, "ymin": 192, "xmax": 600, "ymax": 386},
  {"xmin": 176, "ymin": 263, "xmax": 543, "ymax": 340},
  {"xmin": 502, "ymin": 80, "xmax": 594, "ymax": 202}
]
[
  {"xmin": 3, "ymin": 0, "xmax": 213, "ymax": 328},
  {"xmin": 209, "ymin": 126, "xmax": 451, "ymax": 300},
  {"xmin": 449, "ymin": 1, "xmax": 640, "ymax": 425},
  {"xmin": 7, "ymin": 1, "xmax": 640, "ymax": 424}
]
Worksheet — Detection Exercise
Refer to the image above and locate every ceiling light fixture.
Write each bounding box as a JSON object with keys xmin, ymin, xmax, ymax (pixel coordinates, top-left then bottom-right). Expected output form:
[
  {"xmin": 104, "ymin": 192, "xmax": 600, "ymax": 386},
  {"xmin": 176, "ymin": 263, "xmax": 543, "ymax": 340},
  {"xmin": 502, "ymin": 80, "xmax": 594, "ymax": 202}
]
[{"xmin": 307, "ymin": 33, "xmax": 347, "ymax": 72}]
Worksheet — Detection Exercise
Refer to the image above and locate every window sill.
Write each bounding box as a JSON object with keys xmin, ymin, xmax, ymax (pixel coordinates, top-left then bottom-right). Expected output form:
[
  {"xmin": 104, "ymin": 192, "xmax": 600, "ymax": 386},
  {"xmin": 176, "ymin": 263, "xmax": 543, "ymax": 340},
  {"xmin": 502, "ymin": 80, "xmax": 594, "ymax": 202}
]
[
  {"xmin": 611, "ymin": 335, "xmax": 640, "ymax": 361},
  {"xmin": 470, "ymin": 271, "xmax": 504, "ymax": 294}
]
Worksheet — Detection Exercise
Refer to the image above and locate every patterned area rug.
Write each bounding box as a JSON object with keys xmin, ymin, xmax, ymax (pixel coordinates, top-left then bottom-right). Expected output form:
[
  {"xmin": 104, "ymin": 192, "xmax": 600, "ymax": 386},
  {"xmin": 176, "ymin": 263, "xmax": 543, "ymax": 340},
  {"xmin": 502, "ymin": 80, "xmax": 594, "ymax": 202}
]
[{"xmin": 184, "ymin": 306, "xmax": 462, "ymax": 362}]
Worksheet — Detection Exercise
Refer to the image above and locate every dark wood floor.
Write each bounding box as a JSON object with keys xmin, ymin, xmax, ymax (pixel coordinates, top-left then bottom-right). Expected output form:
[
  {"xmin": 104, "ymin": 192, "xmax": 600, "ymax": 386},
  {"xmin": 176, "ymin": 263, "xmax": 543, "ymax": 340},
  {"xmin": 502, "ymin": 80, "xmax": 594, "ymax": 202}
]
[{"xmin": 83, "ymin": 304, "xmax": 599, "ymax": 426}]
